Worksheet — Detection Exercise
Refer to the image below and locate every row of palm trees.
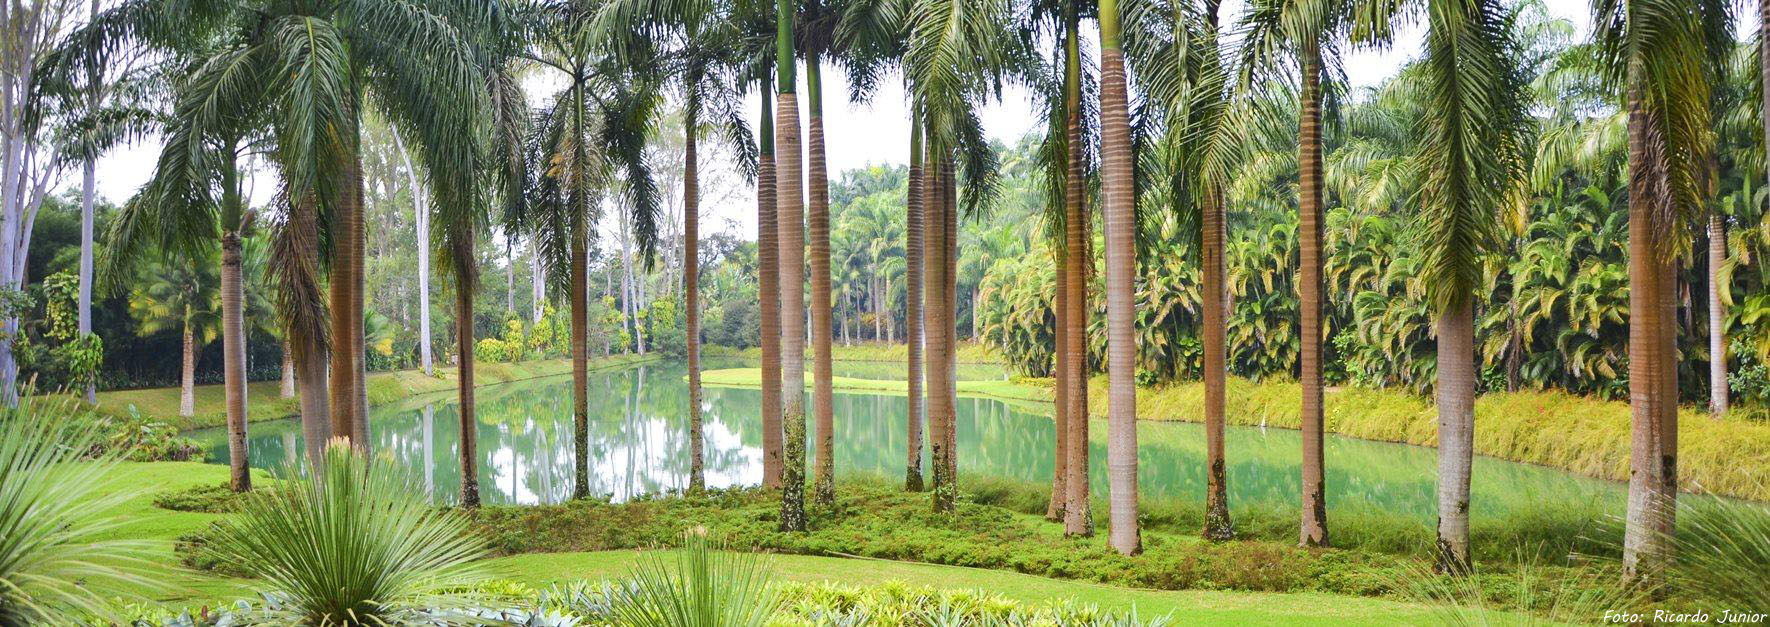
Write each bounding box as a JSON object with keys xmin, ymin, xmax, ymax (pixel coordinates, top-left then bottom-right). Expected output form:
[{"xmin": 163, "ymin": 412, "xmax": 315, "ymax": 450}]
[{"xmin": 30, "ymin": 0, "xmax": 1739, "ymax": 580}]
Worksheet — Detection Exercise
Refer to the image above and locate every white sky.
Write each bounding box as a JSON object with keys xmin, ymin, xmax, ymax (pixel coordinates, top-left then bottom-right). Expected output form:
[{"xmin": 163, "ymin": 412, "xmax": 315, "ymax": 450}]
[{"xmin": 77, "ymin": 0, "xmax": 1706, "ymax": 241}]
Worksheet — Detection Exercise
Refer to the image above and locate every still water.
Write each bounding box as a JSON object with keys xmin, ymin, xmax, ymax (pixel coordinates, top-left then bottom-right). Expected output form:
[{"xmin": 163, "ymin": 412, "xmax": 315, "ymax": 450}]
[{"xmin": 192, "ymin": 359, "xmax": 1625, "ymax": 518}]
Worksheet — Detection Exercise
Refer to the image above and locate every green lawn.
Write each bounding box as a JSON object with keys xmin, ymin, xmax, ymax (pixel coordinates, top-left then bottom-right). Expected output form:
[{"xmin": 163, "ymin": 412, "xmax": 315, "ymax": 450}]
[{"xmin": 101, "ymin": 461, "xmax": 1443, "ymax": 624}]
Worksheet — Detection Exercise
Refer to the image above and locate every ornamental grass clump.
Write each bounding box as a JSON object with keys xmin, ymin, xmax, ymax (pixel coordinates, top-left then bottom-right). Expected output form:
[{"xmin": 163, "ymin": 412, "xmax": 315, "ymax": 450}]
[
  {"xmin": 201, "ymin": 440, "xmax": 487, "ymax": 625},
  {"xmin": 0, "ymin": 396, "xmax": 151, "ymax": 625},
  {"xmin": 603, "ymin": 528, "xmax": 779, "ymax": 627},
  {"xmin": 1668, "ymin": 494, "xmax": 1770, "ymax": 610}
]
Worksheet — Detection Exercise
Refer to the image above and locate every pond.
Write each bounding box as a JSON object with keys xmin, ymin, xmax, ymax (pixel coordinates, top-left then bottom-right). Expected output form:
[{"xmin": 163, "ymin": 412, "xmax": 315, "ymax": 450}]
[{"xmin": 191, "ymin": 358, "xmax": 1627, "ymax": 520}]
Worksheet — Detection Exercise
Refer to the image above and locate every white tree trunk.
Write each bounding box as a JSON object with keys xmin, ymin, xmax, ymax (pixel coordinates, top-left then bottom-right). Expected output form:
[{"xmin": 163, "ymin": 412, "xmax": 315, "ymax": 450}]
[
  {"xmin": 79, "ymin": 158, "xmax": 95, "ymax": 402},
  {"xmin": 391, "ymin": 128, "xmax": 433, "ymax": 376},
  {"xmin": 181, "ymin": 308, "xmax": 196, "ymax": 417},
  {"xmin": 1709, "ymin": 214, "xmax": 1728, "ymax": 416}
]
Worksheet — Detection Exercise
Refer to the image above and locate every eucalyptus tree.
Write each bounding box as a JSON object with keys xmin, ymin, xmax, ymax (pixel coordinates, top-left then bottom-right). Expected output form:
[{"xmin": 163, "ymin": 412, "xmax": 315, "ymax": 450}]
[
  {"xmin": 900, "ymin": 0, "xmax": 1018, "ymax": 513},
  {"xmin": 1353, "ymin": 0, "xmax": 1532, "ymax": 573},
  {"xmin": 519, "ymin": 0, "xmax": 660, "ymax": 502},
  {"xmin": 1591, "ymin": 0, "xmax": 1730, "ymax": 580},
  {"xmin": 1237, "ymin": 0, "xmax": 1353, "ymax": 548}
]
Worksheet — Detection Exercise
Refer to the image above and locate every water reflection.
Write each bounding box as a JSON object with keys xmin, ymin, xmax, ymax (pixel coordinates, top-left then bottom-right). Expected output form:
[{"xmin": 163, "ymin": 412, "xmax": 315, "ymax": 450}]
[{"xmin": 197, "ymin": 360, "xmax": 1627, "ymax": 518}]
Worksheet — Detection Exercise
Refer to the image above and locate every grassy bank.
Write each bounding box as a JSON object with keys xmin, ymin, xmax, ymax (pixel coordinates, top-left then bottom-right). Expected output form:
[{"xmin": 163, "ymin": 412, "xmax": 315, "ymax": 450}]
[
  {"xmin": 104, "ymin": 462, "xmax": 1446, "ymax": 624},
  {"xmin": 736, "ymin": 340, "xmax": 1004, "ymax": 364},
  {"xmin": 90, "ymin": 353, "xmax": 661, "ymax": 431}
]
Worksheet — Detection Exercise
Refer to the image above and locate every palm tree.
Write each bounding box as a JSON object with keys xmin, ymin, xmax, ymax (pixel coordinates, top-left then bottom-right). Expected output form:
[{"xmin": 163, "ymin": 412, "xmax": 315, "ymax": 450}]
[
  {"xmin": 776, "ymin": 0, "xmax": 810, "ymax": 531},
  {"xmin": 758, "ymin": 70, "xmax": 785, "ymax": 489},
  {"xmin": 1238, "ymin": 0, "xmax": 1351, "ymax": 548},
  {"xmin": 1095, "ymin": 0, "xmax": 1140, "ymax": 557},
  {"xmin": 522, "ymin": 0, "xmax": 661, "ymax": 501},
  {"xmin": 905, "ymin": 109, "xmax": 927, "ymax": 492},
  {"xmin": 1356, "ymin": 0, "xmax": 1532, "ymax": 573},
  {"xmin": 127, "ymin": 257, "xmax": 221, "ymax": 418},
  {"xmin": 1591, "ymin": 0, "xmax": 1729, "ymax": 580}
]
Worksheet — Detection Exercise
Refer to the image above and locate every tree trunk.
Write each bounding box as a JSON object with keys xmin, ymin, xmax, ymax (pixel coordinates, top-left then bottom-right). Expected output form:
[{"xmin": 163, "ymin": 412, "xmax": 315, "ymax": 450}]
[
  {"xmin": 906, "ymin": 111, "xmax": 927, "ymax": 493},
  {"xmin": 926, "ymin": 151, "xmax": 954, "ymax": 513},
  {"xmin": 1708, "ymin": 214, "xmax": 1727, "ymax": 416},
  {"xmin": 686, "ymin": 101, "xmax": 705, "ymax": 495},
  {"xmin": 79, "ymin": 158, "xmax": 95, "ymax": 404},
  {"xmin": 1062, "ymin": 15, "xmax": 1092, "ymax": 536},
  {"xmin": 1050, "ymin": 236, "xmax": 1069, "ymax": 521},
  {"xmin": 808, "ymin": 57, "xmax": 836, "ymax": 507},
  {"xmin": 1202, "ymin": 188, "xmax": 1233, "ymax": 540},
  {"xmin": 1297, "ymin": 42, "xmax": 1329, "ymax": 549},
  {"xmin": 330, "ymin": 153, "xmax": 362, "ymax": 451},
  {"xmin": 1434, "ymin": 295, "xmax": 1475, "ymax": 572},
  {"xmin": 572, "ymin": 224, "xmax": 591, "ymax": 500},
  {"xmin": 1622, "ymin": 92, "xmax": 1676, "ymax": 582},
  {"xmin": 943, "ymin": 159, "xmax": 959, "ymax": 485},
  {"xmin": 394, "ymin": 127, "xmax": 433, "ymax": 377},
  {"xmin": 1099, "ymin": 41, "xmax": 1141, "ymax": 556},
  {"xmin": 281, "ymin": 341, "xmax": 296, "ymax": 399},
  {"xmin": 223, "ymin": 231, "xmax": 251, "ymax": 492},
  {"xmin": 180, "ymin": 305, "xmax": 196, "ymax": 417},
  {"xmin": 777, "ymin": 78, "xmax": 809, "ymax": 531},
  {"xmin": 456, "ymin": 238, "xmax": 480, "ymax": 509},
  {"xmin": 759, "ymin": 79, "xmax": 784, "ymax": 489}
]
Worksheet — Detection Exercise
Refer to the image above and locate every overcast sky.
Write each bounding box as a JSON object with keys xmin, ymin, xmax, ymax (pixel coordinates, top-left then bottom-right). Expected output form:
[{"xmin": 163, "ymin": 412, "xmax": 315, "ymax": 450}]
[{"xmin": 79, "ymin": 0, "xmax": 1704, "ymax": 241}]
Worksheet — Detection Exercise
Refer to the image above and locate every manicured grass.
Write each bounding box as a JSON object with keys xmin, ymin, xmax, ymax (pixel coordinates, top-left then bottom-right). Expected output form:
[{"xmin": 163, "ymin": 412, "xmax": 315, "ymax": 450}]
[
  {"xmin": 89, "ymin": 462, "xmax": 265, "ymax": 603},
  {"xmin": 736, "ymin": 340, "xmax": 1005, "ymax": 364},
  {"xmin": 701, "ymin": 367, "xmax": 1047, "ymax": 411},
  {"xmin": 88, "ymin": 353, "xmax": 662, "ymax": 431}
]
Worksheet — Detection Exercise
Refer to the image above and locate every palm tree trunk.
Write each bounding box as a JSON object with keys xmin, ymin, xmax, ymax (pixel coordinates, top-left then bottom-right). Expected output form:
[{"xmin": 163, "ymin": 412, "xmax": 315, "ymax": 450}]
[
  {"xmin": 1708, "ymin": 213, "xmax": 1727, "ymax": 416},
  {"xmin": 1203, "ymin": 188, "xmax": 1232, "ymax": 540},
  {"xmin": 572, "ymin": 224, "xmax": 591, "ymax": 500},
  {"xmin": 329, "ymin": 152, "xmax": 367, "ymax": 454},
  {"xmin": 905, "ymin": 110, "xmax": 926, "ymax": 493},
  {"xmin": 456, "ymin": 249, "xmax": 480, "ymax": 509},
  {"xmin": 288, "ymin": 192, "xmax": 329, "ymax": 467},
  {"xmin": 776, "ymin": 17, "xmax": 809, "ymax": 529},
  {"xmin": 943, "ymin": 160, "xmax": 959, "ymax": 483},
  {"xmin": 350, "ymin": 155, "xmax": 368, "ymax": 449},
  {"xmin": 758, "ymin": 78, "xmax": 784, "ymax": 489},
  {"xmin": 1622, "ymin": 91, "xmax": 1675, "ymax": 581},
  {"xmin": 1050, "ymin": 240, "xmax": 1069, "ymax": 521},
  {"xmin": 1297, "ymin": 41, "xmax": 1329, "ymax": 549},
  {"xmin": 926, "ymin": 150, "xmax": 954, "ymax": 513},
  {"xmin": 1061, "ymin": 14, "xmax": 1092, "ymax": 536},
  {"xmin": 281, "ymin": 340, "xmax": 296, "ymax": 399},
  {"xmin": 1099, "ymin": 30, "xmax": 1141, "ymax": 556},
  {"xmin": 808, "ymin": 56, "xmax": 836, "ymax": 507},
  {"xmin": 180, "ymin": 304, "xmax": 196, "ymax": 417},
  {"xmin": 685, "ymin": 100, "xmax": 705, "ymax": 495},
  {"xmin": 1434, "ymin": 295, "xmax": 1475, "ymax": 572},
  {"xmin": 223, "ymin": 231, "xmax": 251, "ymax": 492}
]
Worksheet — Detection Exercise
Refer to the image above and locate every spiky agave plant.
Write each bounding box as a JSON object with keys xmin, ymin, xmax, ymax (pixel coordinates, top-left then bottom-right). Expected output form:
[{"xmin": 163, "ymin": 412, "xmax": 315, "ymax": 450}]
[
  {"xmin": 201, "ymin": 441, "xmax": 488, "ymax": 625},
  {"xmin": 606, "ymin": 528, "xmax": 779, "ymax": 626},
  {"xmin": 0, "ymin": 396, "xmax": 152, "ymax": 625}
]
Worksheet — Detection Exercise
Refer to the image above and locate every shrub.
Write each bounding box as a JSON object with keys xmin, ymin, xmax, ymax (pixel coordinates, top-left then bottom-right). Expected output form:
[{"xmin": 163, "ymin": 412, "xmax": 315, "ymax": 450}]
[
  {"xmin": 198, "ymin": 442, "xmax": 489, "ymax": 624},
  {"xmin": 92, "ymin": 406, "xmax": 205, "ymax": 461},
  {"xmin": 0, "ymin": 396, "xmax": 151, "ymax": 623},
  {"xmin": 153, "ymin": 483, "xmax": 246, "ymax": 513}
]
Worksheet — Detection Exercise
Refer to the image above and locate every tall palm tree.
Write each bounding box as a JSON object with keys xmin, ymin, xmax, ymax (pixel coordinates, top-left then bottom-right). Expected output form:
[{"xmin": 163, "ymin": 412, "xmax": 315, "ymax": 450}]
[
  {"xmin": 1239, "ymin": 0, "xmax": 1350, "ymax": 548},
  {"xmin": 522, "ymin": 0, "xmax": 661, "ymax": 501},
  {"xmin": 1095, "ymin": 0, "xmax": 1140, "ymax": 557},
  {"xmin": 906, "ymin": 110, "xmax": 927, "ymax": 492},
  {"xmin": 1356, "ymin": 0, "xmax": 1532, "ymax": 572},
  {"xmin": 776, "ymin": 0, "xmax": 810, "ymax": 531},
  {"xmin": 1591, "ymin": 0, "xmax": 1729, "ymax": 580},
  {"xmin": 758, "ymin": 70, "xmax": 785, "ymax": 489},
  {"xmin": 1059, "ymin": 3, "xmax": 1093, "ymax": 536}
]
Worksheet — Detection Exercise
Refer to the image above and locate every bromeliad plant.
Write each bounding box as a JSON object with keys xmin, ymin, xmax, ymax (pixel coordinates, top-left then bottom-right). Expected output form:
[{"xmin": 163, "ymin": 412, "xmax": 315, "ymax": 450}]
[
  {"xmin": 200, "ymin": 441, "xmax": 488, "ymax": 625},
  {"xmin": 0, "ymin": 396, "xmax": 150, "ymax": 625}
]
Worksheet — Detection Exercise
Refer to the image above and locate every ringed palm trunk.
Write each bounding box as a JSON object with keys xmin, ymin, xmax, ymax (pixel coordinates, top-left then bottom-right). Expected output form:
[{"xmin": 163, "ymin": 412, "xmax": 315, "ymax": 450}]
[
  {"xmin": 1434, "ymin": 294, "xmax": 1475, "ymax": 572},
  {"xmin": 456, "ymin": 239, "xmax": 480, "ymax": 509},
  {"xmin": 1098, "ymin": 20, "xmax": 1140, "ymax": 556},
  {"xmin": 1297, "ymin": 42, "xmax": 1329, "ymax": 548},
  {"xmin": 925, "ymin": 148, "xmax": 954, "ymax": 513},
  {"xmin": 1622, "ymin": 91, "xmax": 1677, "ymax": 581},
  {"xmin": 1708, "ymin": 213, "xmax": 1726, "ymax": 416},
  {"xmin": 290, "ymin": 193, "xmax": 330, "ymax": 468},
  {"xmin": 759, "ymin": 78, "xmax": 784, "ymax": 489},
  {"xmin": 906, "ymin": 111, "xmax": 926, "ymax": 492},
  {"xmin": 942, "ymin": 158, "xmax": 960, "ymax": 489},
  {"xmin": 777, "ymin": 18, "xmax": 809, "ymax": 530},
  {"xmin": 281, "ymin": 341, "xmax": 296, "ymax": 399},
  {"xmin": 685, "ymin": 101, "xmax": 705, "ymax": 495},
  {"xmin": 329, "ymin": 156, "xmax": 363, "ymax": 452},
  {"xmin": 808, "ymin": 57, "xmax": 836, "ymax": 507},
  {"xmin": 1202, "ymin": 188, "xmax": 1232, "ymax": 540},
  {"xmin": 222, "ymin": 230, "xmax": 251, "ymax": 492},
  {"xmin": 572, "ymin": 225, "xmax": 591, "ymax": 499},
  {"xmin": 180, "ymin": 305, "xmax": 196, "ymax": 417},
  {"xmin": 1049, "ymin": 241, "xmax": 1068, "ymax": 521},
  {"xmin": 1061, "ymin": 15, "xmax": 1092, "ymax": 536}
]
